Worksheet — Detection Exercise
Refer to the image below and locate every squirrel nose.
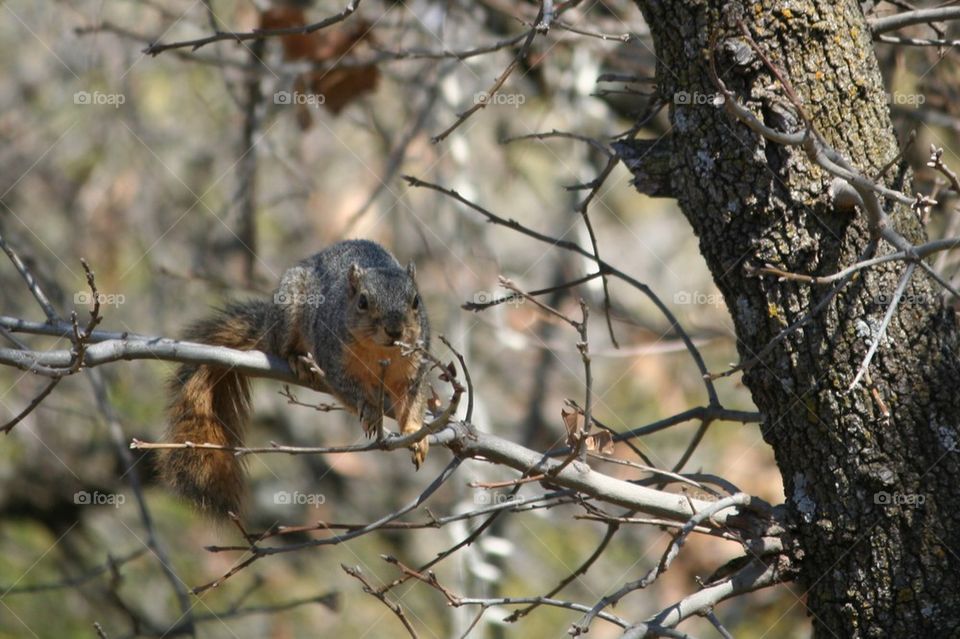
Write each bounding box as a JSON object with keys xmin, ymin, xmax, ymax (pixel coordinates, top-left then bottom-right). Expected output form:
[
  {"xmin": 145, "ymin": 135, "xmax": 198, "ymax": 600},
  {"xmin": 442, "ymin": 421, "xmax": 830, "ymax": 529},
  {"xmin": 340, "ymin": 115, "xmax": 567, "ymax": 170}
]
[
  {"xmin": 384, "ymin": 312, "xmax": 405, "ymax": 340},
  {"xmin": 385, "ymin": 325, "xmax": 403, "ymax": 340}
]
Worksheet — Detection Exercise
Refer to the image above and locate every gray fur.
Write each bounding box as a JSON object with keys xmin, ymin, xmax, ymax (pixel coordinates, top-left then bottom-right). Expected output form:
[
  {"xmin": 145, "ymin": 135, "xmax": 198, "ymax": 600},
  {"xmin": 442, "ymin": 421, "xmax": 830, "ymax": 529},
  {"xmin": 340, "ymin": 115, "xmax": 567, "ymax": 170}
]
[{"xmin": 275, "ymin": 239, "xmax": 430, "ymax": 416}]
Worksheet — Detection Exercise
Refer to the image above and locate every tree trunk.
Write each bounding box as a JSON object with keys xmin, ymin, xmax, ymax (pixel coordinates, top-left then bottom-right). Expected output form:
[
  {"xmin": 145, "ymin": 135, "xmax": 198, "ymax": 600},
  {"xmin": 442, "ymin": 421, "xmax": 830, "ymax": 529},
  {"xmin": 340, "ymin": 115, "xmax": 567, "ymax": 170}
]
[{"xmin": 628, "ymin": 1, "xmax": 960, "ymax": 636}]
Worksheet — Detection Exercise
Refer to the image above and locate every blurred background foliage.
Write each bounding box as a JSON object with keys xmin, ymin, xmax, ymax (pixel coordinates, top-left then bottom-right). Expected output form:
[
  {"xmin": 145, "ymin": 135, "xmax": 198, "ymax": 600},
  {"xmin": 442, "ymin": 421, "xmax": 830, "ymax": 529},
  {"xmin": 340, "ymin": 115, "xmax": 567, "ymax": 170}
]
[{"xmin": 2, "ymin": 0, "xmax": 958, "ymax": 637}]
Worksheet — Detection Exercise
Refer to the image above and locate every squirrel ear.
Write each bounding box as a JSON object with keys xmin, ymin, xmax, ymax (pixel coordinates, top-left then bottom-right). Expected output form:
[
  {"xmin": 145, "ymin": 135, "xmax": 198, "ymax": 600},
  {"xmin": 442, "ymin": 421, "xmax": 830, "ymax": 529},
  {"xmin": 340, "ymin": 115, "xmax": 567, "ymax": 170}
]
[
  {"xmin": 348, "ymin": 263, "xmax": 365, "ymax": 295},
  {"xmin": 406, "ymin": 261, "xmax": 416, "ymax": 280}
]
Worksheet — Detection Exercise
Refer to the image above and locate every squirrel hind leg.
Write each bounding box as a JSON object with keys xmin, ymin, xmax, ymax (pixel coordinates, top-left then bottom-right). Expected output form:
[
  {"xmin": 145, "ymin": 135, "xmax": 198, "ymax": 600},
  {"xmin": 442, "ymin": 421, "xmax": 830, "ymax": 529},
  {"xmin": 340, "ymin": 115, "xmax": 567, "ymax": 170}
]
[
  {"xmin": 398, "ymin": 392, "xmax": 428, "ymax": 469},
  {"xmin": 409, "ymin": 437, "xmax": 428, "ymax": 470}
]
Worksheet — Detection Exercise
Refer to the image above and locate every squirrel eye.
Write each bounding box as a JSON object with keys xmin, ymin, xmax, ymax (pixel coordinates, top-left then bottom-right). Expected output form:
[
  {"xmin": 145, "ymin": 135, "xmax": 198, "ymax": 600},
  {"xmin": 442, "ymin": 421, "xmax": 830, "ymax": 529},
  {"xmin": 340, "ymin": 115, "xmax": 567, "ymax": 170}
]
[
  {"xmin": 357, "ymin": 294, "xmax": 369, "ymax": 311},
  {"xmin": 412, "ymin": 294, "xmax": 420, "ymax": 310}
]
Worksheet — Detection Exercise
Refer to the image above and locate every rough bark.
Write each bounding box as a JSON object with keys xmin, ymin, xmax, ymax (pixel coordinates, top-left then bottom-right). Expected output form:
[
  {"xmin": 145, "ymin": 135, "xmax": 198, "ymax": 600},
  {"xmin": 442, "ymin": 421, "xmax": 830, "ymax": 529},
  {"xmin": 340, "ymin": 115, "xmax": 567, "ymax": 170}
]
[{"xmin": 628, "ymin": 1, "xmax": 960, "ymax": 636}]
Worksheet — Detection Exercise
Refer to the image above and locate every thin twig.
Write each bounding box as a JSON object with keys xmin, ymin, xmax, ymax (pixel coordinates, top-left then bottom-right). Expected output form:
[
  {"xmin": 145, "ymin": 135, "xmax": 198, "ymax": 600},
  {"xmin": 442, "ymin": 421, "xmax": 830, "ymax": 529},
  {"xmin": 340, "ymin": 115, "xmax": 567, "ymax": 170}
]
[
  {"xmin": 504, "ymin": 522, "xmax": 619, "ymax": 622},
  {"xmin": 142, "ymin": 1, "xmax": 363, "ymax": 55},
  {"xmin": 342, "ymin": 564, "xmax": 418, "ymax": 638},
  {"xmin": 431, "ymin": 2, "xmax": 545, "ymax": 143},
  {"xmin": 401, "ymin": 175, "xmax": 719, "ymax": 405},
  {"xmin": 849, "ymin": 262, "xmax": 917, "ymax": 390}
]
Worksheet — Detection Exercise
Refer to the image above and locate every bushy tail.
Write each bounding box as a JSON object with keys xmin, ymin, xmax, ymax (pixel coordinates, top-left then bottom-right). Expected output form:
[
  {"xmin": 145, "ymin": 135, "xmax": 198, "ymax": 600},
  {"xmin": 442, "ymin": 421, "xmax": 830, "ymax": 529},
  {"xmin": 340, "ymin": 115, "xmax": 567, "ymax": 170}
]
[{"xmin": 158, "ymin": 300, "xmax": 280, "ymax": 516}]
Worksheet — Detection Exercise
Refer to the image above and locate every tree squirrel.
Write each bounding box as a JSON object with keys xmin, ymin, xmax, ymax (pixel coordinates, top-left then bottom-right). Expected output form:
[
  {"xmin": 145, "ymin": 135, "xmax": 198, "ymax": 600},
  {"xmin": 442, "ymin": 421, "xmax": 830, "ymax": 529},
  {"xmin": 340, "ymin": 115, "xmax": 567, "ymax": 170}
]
[{"xmin": 158, "ymin": 240, "xmax": 430, "ymax": 515}]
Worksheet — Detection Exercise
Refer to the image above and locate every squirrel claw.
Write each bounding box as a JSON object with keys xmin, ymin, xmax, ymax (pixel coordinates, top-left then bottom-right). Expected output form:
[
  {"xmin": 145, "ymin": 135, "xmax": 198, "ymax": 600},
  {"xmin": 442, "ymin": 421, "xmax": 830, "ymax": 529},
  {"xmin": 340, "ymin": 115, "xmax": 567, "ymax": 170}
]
[
  {"xmin": 289, "ymin": 353, "xmax": 325, "ymax": 389},
  {"xmin": 409, "ymin": 437, "xmax": 428, "ymax": 469},
  {"xmin": 359, "ymin": 402, "xmax": 384, "ymax": 440}
]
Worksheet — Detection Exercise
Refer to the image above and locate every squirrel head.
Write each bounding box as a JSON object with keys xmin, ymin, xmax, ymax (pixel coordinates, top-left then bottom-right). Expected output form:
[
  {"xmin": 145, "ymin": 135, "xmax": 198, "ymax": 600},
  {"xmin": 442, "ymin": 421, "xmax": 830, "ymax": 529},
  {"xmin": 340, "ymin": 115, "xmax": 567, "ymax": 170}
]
[{"xmin": 346, "ymin": 262, "xmax": 424, "ymax": 347}]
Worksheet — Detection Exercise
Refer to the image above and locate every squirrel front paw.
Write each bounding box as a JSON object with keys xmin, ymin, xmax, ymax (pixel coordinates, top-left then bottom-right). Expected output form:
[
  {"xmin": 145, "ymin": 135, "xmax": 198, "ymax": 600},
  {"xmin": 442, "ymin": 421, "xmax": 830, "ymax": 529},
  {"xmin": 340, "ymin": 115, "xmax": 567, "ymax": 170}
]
[
  {"xmin": 358, "ymin": 400, "xmax": 384, "ymax": 440},
  {"xmin": 288, "ymin": 352, "xmax": 326, "ymax": 389}
]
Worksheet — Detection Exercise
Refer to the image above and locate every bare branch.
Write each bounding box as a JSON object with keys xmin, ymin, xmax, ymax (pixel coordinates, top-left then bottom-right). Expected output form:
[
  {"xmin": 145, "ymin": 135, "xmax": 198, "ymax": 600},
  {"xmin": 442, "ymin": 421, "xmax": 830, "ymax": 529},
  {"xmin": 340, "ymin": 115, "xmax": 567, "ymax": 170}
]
[
  {"xmin": 1, "ymin": 378, "xmax": 60, "ymax": 434},
  {"xmin": 572, "ymin": 494, "xmax": 753, "ymax": 635},
  {"xmin": 342, "ymin": 564, "xmax": 418, "ymax": 638},
  {"xmin": 0, "ymin": 231, "xmax": 58, "ymax": 321},
  {"xmin": 849, "ymin": 262, "xmax": 917, "ymax": 390},
  {"xmin": 142, "ymin": 1, "xmax": 362, "ymax": 56},
  {"xmin": 870, "ymin": 8, "xmax": 960, "ymax": 35},
  {"xmin": 644, "ymin": 558, "xmax": 785, "ymax": 632},
  {"xmin": 503, "ymin": 522, "xmax": 620, "ymax": 622},
  {"xmin": 401, "ymin": 175, "xmax": 720, "ymax": 406}
]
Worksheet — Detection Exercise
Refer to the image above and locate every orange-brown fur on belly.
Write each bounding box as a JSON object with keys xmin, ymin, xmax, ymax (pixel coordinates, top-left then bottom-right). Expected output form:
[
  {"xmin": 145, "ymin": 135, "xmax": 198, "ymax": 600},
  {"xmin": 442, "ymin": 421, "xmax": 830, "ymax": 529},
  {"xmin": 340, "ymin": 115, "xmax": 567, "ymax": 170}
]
[
  {"xmin": 343, "ymin": 337, "xmax": 418, "ymax": 410},
  {"xmin": 342, "ymin": 335, "xmax": 426, "ymax": 466}
]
